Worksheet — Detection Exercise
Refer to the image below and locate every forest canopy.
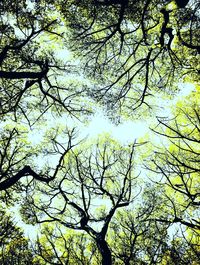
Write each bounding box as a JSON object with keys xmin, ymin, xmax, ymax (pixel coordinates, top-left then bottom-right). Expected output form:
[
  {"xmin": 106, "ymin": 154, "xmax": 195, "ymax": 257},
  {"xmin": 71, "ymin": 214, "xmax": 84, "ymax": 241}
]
[{"xmin": 0, "ymin": 0, "xmax": 199, "ymax": 264}]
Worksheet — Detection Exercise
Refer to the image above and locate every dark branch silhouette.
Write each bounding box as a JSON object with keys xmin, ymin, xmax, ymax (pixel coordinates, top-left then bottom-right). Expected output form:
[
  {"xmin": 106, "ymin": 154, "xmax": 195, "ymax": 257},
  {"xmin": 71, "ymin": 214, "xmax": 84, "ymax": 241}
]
[
  {"xmin": 175, "ymin": 0, "xmax": 190, "ymax": 8},
  {"xmin": 0, "ymin": 166, "xmax": 53, "ymax": 191},
  {"xmin": 159, "ymin": 8, "xmax": 174, "ymax": 49}
]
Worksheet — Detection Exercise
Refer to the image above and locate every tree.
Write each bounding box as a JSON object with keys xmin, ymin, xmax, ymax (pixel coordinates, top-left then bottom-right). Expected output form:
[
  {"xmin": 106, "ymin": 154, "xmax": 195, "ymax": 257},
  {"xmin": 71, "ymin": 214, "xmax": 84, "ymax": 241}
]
[
  {"xmin": 58, "ymin": 0, "xmax": 200, "ymax": 113},
  {"xmin": 0, "ymin": 207, "xmax": 39, "ymax": 264},
  {"xmin": 0, "ymin": 0, "xmax": 91, "ymax": 119},
  {"xmin": 29, "ymin": 179, "xmax": 200, "ymax": 264},
  {"xmin": 150, "ymin": 89, "xmax": 200, "ymax": 230},
  {"xmin": 145, "ymin": 89, "xmax": 200, "ymax": 263},
  {"xmin": 0, "ymin": 124, "xmax": 77, "ymax": 204},
  {"xmin": 34, "ymin": 226, "xmax": 98, "ymax": 264},
  {"xmin": 110, "ymin": 207, "xmax": 170, "ymax": 264},
  {"xmin": 0, "ymin": 0, "xmax": 199, "ymax": 193},
  {"xmin": 0, "ymin": 0, "xmax": 92, "ymax": 196},
  {"xmin": 20, "ymin": 138, "xmax": 143, "ymax": 265}
]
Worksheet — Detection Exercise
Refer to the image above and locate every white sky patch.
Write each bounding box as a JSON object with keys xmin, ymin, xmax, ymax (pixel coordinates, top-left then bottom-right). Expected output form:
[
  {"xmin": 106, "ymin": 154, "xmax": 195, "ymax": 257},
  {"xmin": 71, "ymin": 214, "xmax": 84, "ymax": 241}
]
[
  {"xmin": 81, "ymin": 112, "xmax": 149, "ymax": 143},
  {"xmin": 84, "ymin": 113, "xmax": 112, "ymax": 136},
  {"xmin": 176, "ymin": 82, "xmax": 195, "ymax": 100},
  {"xmin": 112, "ymin": 120, "xmax": 148, "ymax": 143},
  {"xmin": 55, "ymin": 49, "xmax": 72, "ymax": 61},
  {"xmin": 14, "ymin": 27, "xmax": 25, "ymax": 39},
  {"xmin": 26, "ymin": 0, "xmax": 35, "ymax": 11},
  {"xmin": 28, "ymin": 130, "xmax": 45, "ymax": 145}
]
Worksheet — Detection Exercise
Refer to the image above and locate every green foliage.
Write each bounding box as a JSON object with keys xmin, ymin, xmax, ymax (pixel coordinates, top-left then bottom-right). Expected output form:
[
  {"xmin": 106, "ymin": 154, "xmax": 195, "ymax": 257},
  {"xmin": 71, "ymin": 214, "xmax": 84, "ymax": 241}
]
[
  {"xmin": 0, "ymin": 208, "xmax": 38, "ymax": 264},
  {"xmin": 0, "ymin": 0, "xmax": 199, "ymax": 264},
  {"xmin": 57, "ymin": 0, "xmax": 199, "ymax": 115}
]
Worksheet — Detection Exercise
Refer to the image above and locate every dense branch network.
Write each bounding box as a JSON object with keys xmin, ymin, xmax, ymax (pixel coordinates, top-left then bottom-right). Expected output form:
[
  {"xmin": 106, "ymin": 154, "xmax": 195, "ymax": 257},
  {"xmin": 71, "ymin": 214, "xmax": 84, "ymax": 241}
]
[
  {"xmin": 149, "ymin": 104, "xmax": 200, "ymax": 230},
  {"xmin": 58, "ymin": 0, "xmax": 199, "ymax": 113},
  {"xmin": 21, "ymin": 141, "xmax": 140, "ymax": 265},
  {"xmin": 0, "ymin": 1, "xmax": 199, "ymax": 264}
]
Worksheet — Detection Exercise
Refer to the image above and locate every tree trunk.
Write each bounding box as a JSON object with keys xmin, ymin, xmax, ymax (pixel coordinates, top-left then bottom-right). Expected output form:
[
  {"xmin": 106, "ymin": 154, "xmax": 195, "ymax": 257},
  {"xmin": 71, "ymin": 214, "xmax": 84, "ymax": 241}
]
[{"xmin": 96, "ymin": 236, "xmax": 112, "ymax": 265}]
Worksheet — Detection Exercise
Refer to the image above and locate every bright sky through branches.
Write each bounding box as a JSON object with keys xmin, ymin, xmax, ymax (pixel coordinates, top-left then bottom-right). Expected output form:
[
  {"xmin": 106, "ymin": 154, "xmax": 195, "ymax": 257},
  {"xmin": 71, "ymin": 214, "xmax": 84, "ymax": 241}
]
[
  {"xmin": 26, "ymin": 82, "xmax": 195, "ymax": 148},
  {"xmin": 0, "ymin": 0, "xmax": 199, "ymax": 263}
]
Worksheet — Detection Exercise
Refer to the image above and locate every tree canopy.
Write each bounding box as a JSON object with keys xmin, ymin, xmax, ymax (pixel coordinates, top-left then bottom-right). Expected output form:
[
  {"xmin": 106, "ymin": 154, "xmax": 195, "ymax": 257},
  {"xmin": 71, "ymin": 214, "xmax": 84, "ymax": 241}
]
[{"xmin": 0, "ymin": 0, "xmax": 199, "ymax": 264}]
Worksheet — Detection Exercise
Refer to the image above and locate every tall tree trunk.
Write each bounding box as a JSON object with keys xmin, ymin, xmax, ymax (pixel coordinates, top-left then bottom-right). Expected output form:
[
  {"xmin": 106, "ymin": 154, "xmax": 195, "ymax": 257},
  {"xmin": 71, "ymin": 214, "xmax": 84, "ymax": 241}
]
[{"xmin": 96, "ymin": 236, "xmax": 112, "ymax": 265}]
